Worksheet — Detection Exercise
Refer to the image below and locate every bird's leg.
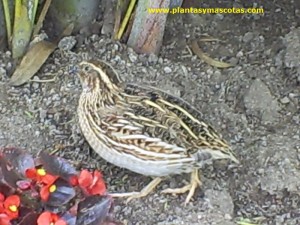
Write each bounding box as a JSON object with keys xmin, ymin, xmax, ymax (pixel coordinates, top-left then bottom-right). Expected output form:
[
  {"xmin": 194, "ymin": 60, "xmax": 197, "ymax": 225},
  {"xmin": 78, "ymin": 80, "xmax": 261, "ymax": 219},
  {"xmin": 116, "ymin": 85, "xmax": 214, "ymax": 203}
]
[
  {"xmin": 110, "ymin": 177, "xmax": 162, "ymax": 203},
  {"xmin": 162, "ymin": 169, "xmax": 202, "ymax": 205}
]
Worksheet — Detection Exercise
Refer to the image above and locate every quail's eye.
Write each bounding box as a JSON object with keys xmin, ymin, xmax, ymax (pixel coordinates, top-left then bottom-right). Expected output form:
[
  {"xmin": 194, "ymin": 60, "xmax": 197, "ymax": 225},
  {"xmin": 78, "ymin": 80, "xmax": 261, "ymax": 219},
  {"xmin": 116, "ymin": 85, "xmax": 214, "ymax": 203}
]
[{"xmin": 83, "ymin": 65, "xmax": 90, "ymax": 73}]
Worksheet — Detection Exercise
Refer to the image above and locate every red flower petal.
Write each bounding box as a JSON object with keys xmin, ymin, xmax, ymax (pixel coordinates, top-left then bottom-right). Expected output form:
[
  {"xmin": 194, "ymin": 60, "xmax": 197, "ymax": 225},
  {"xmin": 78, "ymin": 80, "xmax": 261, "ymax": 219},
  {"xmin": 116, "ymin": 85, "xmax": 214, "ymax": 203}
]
[
  {"xmin": 25, "ymin": 168, "xmax": 37, "ymax": 179},
  {"xmin": 0, "ymin": 204, "xmax": 5, "ymax": 214},
  {"xmin": 0, "ymin": 213, "xmax": 11, "ymax": 225},
  {"xmin": 90, "ymin": 178, "xmax": 106, "ymax": 195},
  {"xmin": 26, "ymin": 168, "xmax": 56, "ymax": 185},
  {"xmin": 0, "ymin": 193, "xmax": 5, "ymax": 202},
  {"xmin": 0, "ymin": 194, "xmax": 5, "ymax": 214},
  {"xmin": 4, "ymin": 195, "xmax": 20, "ymax": 208},
  {"xmin": 37, "ymin": 212, "xmax": 66, "ymax": 225},
  {"xmin": 87, "ymin": 171, "xmax": 106, "ymax": 195},
  {"xmin": 4, "ymin": 195, "xmax": 20, "ymax": 219},
  {"xmin": 37, "ymin": 212, "xmax": 55, "ymax": 224},
  {"xmin": 41, "ymin": 174, "xmax": 59, "ymax": 185},
  {"xmin": 78, "ymin": 170, "xmax": 93, "ymax": 188},
  {"xmin": 39, "ymin": 175, "xmax": 58, "ymax": 202},
  {"xmin": 92, "ymin": 171, "xmax": 102, "ymax": 184},
  {"xmin": 78, "ymin": 170, "xmax": 106, "ymax": 195},
  {"xmin": 40, "ymin": 185, "xmax": 51, "ymax": 202},
  {"xmin": 69, "ymin": 175, "xmax": 79, "ymax": 186},
  {"xmin": 55, "ymin": 219, "xmax": 67, "ymax": 225}
]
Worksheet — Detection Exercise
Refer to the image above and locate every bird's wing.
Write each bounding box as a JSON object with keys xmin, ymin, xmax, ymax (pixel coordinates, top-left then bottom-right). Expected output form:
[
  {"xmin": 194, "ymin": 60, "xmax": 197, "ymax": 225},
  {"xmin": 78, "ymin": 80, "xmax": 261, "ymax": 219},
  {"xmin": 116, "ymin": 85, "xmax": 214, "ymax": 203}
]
[{"xmin": 121, "ymin": 84, "xmax": 237, "ymax": 162}]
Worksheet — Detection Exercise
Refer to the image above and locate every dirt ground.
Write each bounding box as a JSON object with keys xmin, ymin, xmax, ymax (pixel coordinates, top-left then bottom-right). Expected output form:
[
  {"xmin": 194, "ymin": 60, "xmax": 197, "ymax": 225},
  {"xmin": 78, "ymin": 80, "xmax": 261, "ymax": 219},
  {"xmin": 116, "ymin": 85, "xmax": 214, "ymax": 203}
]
[{"xmin": 0, "ymin": 0, "xmax": 300, "ymax": 224}]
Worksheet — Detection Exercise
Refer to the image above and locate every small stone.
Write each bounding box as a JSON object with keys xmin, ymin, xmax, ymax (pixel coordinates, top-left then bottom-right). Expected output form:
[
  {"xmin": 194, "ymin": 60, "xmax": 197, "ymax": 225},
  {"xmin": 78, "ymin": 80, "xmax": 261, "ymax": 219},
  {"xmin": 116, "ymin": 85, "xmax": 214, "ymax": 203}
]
[
  {"xmin": 1, "ymin": 107, "xmax": 7, "ymax": 114},
  {"xmin": 90, "ymin": 34, "xmax": 99, "ymax": 42},
  {"xmin": 148, "ymin": 53, "xmax": 158, "ymax": 64},
  {"xmin": 128, "ymin": 53, "xmax": 137, "ymax": 63},
  {"xmin": 30, "ymin": 33, "xmax": 48, "ymax": 45},
  {"xmin": 158, "ymin": 57, "xmax": 163, "ymax": 64},
  {"xmin": 0, "ymin": 67, "xmax": 6, "ymax": 77},
  {"xmin": 215, "ymin": 13, "xmax": 224, "ymax": 20},
  {"xmin": 293, "ymin": 135, "xmax": 300, "ymax": 140},
  {"xmin": 283, "ymin": 28, "xmax": 300, "ymax": 68},
  {"xmin": 236, "ymin": 51, "xmax": 244, "ymax": 58},
  {"xmin": 181, "ymin": 65, "xmax": 188, "ymax": 76},
  {"xmin": 39, "ymin": 109, "xmax": 47, "ymax": 122},
  {"xmin": 5, "ymin": 51, "xmax": 11, "ymax": 57},
  {"xmin": 58, "ymin": 36, "xmax": 77, "ymax": 51},
  {"xmin": 275, "ymin": 52, "xmax": 283, "ymax": 67},
  {"xmin": 6, "ymin": 62, "xmax": 12, "ymax": 70},
  {"xmin": 253, "ymin": 14, "xmax": 261, "ymax": 20},
  {"xmin": 32, "ymin": 82, "xmax": 40, "ymax": 90},
  {"xmin": 280, "ymin": 96, "xmax": 290, "ymax": 104},
  {"xmin": 275, "ymin": 8, "xmax": 281, "ymax": 12},
  {"xmin": 244, "ymin": 79, "xmax": 280, "ymax": 123},
  {"xmin": 206, "ymin": 68, "xmax": 214, "ymax": 75},
  {"xmin": 270, "ymin": 66, "xmax": 276, "ymax": 74},
  {"xmin": 164, "ymin": 66, "xmax": 172, "ymax": 73},
  {"xmin": 243, "ymin": 32, "xmax": 254, "ymax": 43},
  {"xmin": 229, "ymin": 57, "xmax": 239, "ymax": 66},
  {"xmin": 224, "ymin": 214, "xmax": 232, "ymax": 220},
  {"xmin": 113, "ymin": 44, "xmax": 119, "ymax": 51},
  {"xmin": 257, "ymin": 168, "xmax": 265, "ymax": 175}
]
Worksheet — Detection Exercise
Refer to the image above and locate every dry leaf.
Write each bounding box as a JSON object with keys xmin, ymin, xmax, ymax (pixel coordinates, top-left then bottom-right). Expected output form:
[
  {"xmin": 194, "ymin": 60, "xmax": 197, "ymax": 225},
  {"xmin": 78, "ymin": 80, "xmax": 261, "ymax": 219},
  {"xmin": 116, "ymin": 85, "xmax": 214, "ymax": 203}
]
[
  {"xmin": 10, "ymin": 40, "xmax": 56, "ymax": 86},
  {"xmin": 191, "ymin": 40, "xmax": 232, "ymax": 68}
]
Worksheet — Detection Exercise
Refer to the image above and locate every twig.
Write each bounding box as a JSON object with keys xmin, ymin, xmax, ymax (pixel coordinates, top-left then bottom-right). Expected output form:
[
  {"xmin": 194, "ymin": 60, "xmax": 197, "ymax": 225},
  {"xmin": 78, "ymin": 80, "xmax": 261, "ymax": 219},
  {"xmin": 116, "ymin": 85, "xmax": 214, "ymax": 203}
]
[
  {"xmin": 33, "ymin": 0, "xmax": 52, "ymax": 37},
  {"xmin": 30, "ymin": 77, "xmax": 56, "ymax": 83},
  {"xmin": 191, "ymin": 39, "xmax": 232, "ymax": 68},
  {"xmin": 113, "ymin": 0, "xmax": 122, "ymax": 39}
]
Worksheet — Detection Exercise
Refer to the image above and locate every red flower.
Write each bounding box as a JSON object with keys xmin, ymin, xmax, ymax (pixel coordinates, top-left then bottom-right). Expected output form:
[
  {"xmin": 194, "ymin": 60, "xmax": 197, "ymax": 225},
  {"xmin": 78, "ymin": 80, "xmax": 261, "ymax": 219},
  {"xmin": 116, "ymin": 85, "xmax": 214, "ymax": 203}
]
[
  {"xmin": 78, "ymin": 170, "xmax": 106, "ymax": 195},
  {"xmin": 0, "ymin": 194, "xmax": 20, "ymax": 223},
  {"xmin": 26, "ymin": 167, "xmax": 59, "ymax": 202},
  {"xmin": 0, "ymin": 195, "xmax": 10, "ymax": 225},
  {"xmin": 3, "ymin": 195, "xmax": 20, "ymax": 220},
  {"xmin": 37, "ymin": 212, "xmax": 66, "ymax": 225},
  {"xmin": 25, "ymin": 167, "xmax": 55, "ymax": 184},
  {"xmin": 39, "ymin": 175, "xmax": 59, "ymax": 202}
]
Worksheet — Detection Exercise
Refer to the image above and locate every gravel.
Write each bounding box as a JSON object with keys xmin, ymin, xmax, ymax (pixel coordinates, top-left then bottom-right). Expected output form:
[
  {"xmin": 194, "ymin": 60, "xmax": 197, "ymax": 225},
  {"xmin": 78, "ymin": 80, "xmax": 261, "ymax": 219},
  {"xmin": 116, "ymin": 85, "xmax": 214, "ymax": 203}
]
[{"xmin": 0, "ymin": 0, "xmax": 300, "ymax": 224}]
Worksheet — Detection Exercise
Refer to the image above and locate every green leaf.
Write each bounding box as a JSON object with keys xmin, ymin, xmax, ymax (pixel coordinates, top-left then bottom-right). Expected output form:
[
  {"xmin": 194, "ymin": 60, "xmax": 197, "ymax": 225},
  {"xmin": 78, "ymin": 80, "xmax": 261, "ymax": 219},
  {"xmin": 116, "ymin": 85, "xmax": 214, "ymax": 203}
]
[
  {"xmin": 12, "ymin": 0, "xmax": 38, "ymax": 58},
  {"xmin": 2, "ymin": 0, "xmax": 12, "ymax": 47}
]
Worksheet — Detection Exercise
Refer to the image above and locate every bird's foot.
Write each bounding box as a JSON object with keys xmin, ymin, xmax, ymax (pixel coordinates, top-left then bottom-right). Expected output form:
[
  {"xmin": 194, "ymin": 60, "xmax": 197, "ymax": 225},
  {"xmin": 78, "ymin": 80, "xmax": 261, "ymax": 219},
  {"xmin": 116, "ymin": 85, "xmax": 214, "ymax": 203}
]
[
  {"xmin": 110, "ymin": 177, "xmax": 162, "ymax": 204},
  {"xmin": 161, "ymin": 169, "xmax": 201, "ymax": 205}
]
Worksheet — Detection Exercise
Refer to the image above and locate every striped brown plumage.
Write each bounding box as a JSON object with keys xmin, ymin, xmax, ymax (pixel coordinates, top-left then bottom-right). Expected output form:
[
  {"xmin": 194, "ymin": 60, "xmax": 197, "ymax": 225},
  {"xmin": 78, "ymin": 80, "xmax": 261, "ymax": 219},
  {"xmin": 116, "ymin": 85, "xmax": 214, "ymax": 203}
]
[{"xmin": 76, "ymin": 60, "xmax": 238, "ymax": 204}]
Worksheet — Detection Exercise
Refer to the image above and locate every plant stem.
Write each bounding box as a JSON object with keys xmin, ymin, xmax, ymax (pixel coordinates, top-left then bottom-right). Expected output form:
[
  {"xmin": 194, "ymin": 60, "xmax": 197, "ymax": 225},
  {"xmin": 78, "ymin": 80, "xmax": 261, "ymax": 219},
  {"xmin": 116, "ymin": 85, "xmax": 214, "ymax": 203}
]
[
  {"xmin": 116, "ymin": 0, "xmax": 137, "ymax": 40},
  {"xmin": 33, "ymin": 0, "xmax": 52, "ymax": 37},
  {"xmin": 2, "ymin": 0, "xmax": 12, "ymax": 47}
]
